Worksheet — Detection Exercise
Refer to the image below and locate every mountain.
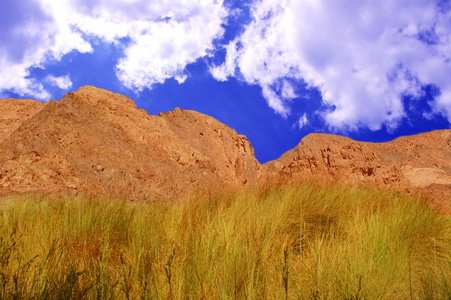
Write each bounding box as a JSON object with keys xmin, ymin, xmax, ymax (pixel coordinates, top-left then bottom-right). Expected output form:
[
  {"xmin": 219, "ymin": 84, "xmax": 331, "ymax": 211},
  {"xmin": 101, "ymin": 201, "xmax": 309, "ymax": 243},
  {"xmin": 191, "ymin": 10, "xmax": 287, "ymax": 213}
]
[
  {"xmin": 0, "ymin": 86, "xmax": 261, "ymax": 200},
  {"xmin": 0, "ymin": 86, "xmax": 449, "ymax": 211},
  {"xmin": 265, "ymin": 131, "xmax": 451, "ymax": 212},
  {"xmin": 0, "ymin": 98, "xmax": 45, "ymax": 144}
]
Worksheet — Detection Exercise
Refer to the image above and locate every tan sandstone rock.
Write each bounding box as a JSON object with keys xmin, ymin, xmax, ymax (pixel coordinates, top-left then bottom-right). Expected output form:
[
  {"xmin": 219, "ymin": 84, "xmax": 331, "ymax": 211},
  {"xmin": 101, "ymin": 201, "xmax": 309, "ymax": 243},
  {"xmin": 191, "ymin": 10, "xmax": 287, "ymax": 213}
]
[
  {"xmin": 264, "ymin": 131, "xmax": 451, "ymax": 212},
  {"xmin": 0, "ymin": 86, "xmax": 261, "ymax": 200},
  {"xmin": 0, "ymin": 98, "xmax": 45, "ymax": 144},
  {"xmin": 0, "ymin": 85, "xmax": 449, "ymax": 212}
]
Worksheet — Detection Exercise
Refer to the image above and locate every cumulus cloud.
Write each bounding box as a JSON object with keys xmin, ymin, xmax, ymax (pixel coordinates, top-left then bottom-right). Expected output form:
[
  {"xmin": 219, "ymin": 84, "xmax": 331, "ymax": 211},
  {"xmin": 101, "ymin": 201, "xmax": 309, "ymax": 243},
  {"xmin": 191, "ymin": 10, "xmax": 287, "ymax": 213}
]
[
  {"xmin": 45, "ymin": 75, "xmax": 73, "ymax": 90},
  {"xmin": 0, "ymin": 0, "xmax": 91, "ymax": 99},
  {"xmin": 115, "ymin": 2, "xmax": 227, "ymax": 91},
  {"xmin": 68, "ymin": 0, "xmax": 228, "ymax": 90},
  {"xmin": 0, "ymin": 0, "xmax": 227, "ymax": 98},
  {"xmin": 3, "ymin": 0, "xmax": 451, "ymax": 133},
  {"xmin": 211, "ymin": 0, "xmax": 451, "ymax": 130}
]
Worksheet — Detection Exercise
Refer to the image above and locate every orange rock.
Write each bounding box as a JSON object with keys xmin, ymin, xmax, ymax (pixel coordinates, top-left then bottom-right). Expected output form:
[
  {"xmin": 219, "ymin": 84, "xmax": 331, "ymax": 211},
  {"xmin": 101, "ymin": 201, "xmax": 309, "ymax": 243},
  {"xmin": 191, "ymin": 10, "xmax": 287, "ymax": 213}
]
[
  {"xmin": 264, "ymin": 131, "xmax": 451, "ymax": 213},
  {"xmin": 0, "ymin": 98, "xmax": 45, "ymax": 144},
  {"xmin": 0, "ymin": 85, "xmax": 449, "ymax": 213},
  {"xmin": 0, "ymin": 86, "xmax": 261, "ymax": 200}
]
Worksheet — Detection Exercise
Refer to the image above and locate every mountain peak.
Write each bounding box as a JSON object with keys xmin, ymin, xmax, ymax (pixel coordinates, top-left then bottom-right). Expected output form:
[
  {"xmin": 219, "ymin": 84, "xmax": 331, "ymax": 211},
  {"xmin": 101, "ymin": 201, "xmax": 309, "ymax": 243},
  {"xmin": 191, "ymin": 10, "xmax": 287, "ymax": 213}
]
[
  {"xmin": 62, "ymin": 85, "xmax": 138, "ymax": 111},
  {"xmin": 0, "ymin": 87, "xmax": 261, "ymax": 200}
]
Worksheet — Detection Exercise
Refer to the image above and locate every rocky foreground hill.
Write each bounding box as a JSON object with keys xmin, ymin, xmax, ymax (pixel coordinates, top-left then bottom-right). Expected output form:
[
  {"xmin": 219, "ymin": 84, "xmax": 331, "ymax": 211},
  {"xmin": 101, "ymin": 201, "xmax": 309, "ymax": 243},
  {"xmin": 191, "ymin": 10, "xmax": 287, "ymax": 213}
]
[{"xmin": 1, "ymin": 86, "xmax": 450, "ymax": 212}]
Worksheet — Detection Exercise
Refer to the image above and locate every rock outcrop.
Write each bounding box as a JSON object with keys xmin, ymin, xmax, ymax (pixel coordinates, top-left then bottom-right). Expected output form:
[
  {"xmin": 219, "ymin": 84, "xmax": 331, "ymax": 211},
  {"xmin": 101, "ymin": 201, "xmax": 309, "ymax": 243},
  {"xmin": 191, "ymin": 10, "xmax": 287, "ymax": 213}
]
[
  {"xmin": 0, "ymin": 98, "xmax": 45, "ymax": 144},
  {"xmin": 0, "ymin": 85, "xmax": 449, "ymax": 212},
  {"xmin": 0, "ymin": 86, "xmax": 261, "ymax": 200},
  {"xmin": 265, "ymin": 131, "xmax": 451, "ymax": 212}
]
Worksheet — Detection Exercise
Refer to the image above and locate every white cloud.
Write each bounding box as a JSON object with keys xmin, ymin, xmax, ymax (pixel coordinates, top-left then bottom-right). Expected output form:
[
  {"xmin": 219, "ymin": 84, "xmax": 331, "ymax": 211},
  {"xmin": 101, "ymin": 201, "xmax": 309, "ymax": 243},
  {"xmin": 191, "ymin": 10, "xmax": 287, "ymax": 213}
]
[
  {"xmin": 3, "ymin": 0, "xmax": 451, "ymax": 133},
  {"xmin": 0, "ymin": 0, "xmax": 91, "ymax": 99},
  {"xmin": 298, "ymin": 113, "xmax": 309, "ymax": 129},
  {"xmin": 174, "ymin": 74, "xmax": 188, "ymax": 84},
  {"xmin": 0, "ymin": 63, "xmax": 50, "ymax": 100},
  {"xmin": 45, "ymin": 75, "xmax": 73, "ymax": 90},
  {"xmin": 210, "ymin": 40, "xmax": 240, "ymax": 81},
  {"xmin": 115, "ymin": 2, "xmax": 227, "ymax": 90},
  {"xmin": 0, "ymin": 0, "xmax": 227, "ymax": 98},
  {"xmin": 66, "ymin": 0, "xmax": 228, "ymax": 90},
  {"xmin": 211, "ymin": 0, "xmax": 451, "ymax": 130}
]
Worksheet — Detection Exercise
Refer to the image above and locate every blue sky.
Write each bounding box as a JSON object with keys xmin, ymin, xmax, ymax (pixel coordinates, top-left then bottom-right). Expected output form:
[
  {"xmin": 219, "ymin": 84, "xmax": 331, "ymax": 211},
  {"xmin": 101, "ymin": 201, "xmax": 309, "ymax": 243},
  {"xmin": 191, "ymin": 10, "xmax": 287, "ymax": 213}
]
[{"xmin": 1, "ymin": 0, "xmax": 450, "ymax": 163}]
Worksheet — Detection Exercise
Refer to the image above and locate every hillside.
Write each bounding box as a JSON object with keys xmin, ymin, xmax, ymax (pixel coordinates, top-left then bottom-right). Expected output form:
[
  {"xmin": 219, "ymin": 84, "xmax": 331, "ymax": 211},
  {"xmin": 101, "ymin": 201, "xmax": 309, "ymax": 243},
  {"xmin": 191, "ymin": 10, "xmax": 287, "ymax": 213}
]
[
  {"xmin": 0, "ymin": 86, "xmax": 449, "ymax": 211},
  {"xmin": 265, "ymin": 130, "xmax": 451, "ymax": 212},
  {"xmin": 0, "ymin": 86, "xmax": 260, "ymax": 200}
]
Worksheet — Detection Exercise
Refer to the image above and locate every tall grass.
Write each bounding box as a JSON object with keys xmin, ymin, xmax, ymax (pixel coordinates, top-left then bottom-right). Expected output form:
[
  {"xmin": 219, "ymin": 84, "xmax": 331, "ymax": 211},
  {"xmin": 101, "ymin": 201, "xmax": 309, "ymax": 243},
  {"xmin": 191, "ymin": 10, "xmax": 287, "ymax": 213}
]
[{"xmin": 0, "ymin": 183, "xmax": 449, "ymax": 299}]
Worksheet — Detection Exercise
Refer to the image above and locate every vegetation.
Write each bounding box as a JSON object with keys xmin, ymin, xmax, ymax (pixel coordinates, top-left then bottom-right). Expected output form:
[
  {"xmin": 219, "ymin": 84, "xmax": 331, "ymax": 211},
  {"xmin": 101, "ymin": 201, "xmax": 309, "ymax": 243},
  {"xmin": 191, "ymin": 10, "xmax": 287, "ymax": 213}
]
[{"xmin": 0, "ymin": 183, "xmax": 450, "ymax": 299}]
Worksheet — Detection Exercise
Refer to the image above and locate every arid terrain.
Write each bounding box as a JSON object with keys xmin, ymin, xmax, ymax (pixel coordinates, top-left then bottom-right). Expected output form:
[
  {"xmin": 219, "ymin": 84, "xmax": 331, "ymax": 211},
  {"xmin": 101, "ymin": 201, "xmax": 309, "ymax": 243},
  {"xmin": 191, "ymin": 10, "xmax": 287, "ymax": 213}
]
[
  {"xmin": 1, "ymin": 86, "xmax": 450, "ymax": 299},
  {"xmin": 1, "ymin": 86, "xmax": 450, "ymax": 211}
]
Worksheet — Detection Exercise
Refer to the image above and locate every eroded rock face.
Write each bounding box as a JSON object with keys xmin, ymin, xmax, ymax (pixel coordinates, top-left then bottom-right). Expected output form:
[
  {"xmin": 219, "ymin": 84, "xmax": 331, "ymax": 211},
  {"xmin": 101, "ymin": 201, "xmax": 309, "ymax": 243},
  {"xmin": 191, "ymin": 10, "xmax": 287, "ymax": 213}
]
[
  {"xmin": 264, "ymin": 131, "xmax": 451, "ymax": 212},
  {"xmin": 0, "ymin": 98, "xmax": 45, "ymax": 144},
  {"xmin": 0, "ymin": 85, "xmax": 449, "ymax": 212},
  {"xmin": 0, "ymin": 86, "xmax": 261, "ymax": 199}
]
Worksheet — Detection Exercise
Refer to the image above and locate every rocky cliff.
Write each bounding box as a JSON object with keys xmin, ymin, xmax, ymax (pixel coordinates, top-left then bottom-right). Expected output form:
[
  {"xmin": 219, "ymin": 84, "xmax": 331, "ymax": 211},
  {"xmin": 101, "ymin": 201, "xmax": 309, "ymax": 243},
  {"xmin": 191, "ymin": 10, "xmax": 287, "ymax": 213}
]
[
  {"xmin": 0, "ymin": 86, "xmax": 449, "ymax": 211},
  {"xmin": 265, "ymin": 131, "xmax": 451, "ymax": 212},
  {"xmin": 0, "ymin": 86, "xmax": 261, "ymax": 200}
]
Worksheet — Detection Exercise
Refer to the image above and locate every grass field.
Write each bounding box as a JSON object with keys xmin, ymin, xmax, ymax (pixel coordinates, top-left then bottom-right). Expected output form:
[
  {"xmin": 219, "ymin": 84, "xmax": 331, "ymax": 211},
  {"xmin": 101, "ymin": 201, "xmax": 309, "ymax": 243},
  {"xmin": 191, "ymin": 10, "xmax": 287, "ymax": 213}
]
[{"xmin": 0, "ymin": 183, "xmax": 450, "ymax": 299}]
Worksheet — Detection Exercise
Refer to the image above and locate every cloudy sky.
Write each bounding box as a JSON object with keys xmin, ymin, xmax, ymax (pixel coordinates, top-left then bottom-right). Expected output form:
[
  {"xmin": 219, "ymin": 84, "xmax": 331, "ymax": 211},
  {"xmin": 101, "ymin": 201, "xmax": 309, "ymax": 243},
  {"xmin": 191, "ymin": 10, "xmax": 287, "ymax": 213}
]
[{"xmin": 1, "ymin": 0, "xmax": 451, "ymax": 163}]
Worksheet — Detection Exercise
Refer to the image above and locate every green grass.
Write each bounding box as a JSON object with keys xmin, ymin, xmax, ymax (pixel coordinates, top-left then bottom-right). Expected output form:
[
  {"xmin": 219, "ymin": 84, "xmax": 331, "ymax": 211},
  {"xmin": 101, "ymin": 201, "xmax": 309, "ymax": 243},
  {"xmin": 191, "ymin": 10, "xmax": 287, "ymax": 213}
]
[{"xmin": 0, "ymin": 183, "xmax": 449, "ymax": 299}]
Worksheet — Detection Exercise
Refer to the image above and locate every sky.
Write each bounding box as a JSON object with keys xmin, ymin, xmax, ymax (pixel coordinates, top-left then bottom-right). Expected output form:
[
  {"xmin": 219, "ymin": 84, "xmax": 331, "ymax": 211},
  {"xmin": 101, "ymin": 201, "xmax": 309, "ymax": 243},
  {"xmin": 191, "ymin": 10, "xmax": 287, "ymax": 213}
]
[{"xmin": 1, "ymin": 0, "xmax": 451, "ymax": 163}]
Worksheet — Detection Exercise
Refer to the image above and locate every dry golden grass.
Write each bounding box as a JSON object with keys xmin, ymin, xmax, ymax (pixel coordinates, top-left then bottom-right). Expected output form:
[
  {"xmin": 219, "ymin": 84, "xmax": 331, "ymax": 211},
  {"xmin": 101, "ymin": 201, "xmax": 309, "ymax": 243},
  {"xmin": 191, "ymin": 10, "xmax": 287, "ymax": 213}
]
[{"xmin": 0, "ymin": 182, "xmax": 449, "ymax": 299}]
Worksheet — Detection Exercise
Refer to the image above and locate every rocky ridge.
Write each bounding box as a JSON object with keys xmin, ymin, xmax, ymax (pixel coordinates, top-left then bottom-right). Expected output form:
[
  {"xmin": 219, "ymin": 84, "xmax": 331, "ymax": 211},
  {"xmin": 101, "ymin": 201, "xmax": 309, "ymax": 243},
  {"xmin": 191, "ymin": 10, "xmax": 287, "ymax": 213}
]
[
  {"xmin": 264, "ymin": 131, "xmax": 451, "ymax": 212},
  {"xmin": 0, "ymin": 86, "xmax": 260, "ymax": 200},
  {"xmin": 0, "ymin": 86, "xmax": 449, "ymax": 211},
  {"xmin": 0, "ymin": 98, "xmax": 45, "ymax": 144}
]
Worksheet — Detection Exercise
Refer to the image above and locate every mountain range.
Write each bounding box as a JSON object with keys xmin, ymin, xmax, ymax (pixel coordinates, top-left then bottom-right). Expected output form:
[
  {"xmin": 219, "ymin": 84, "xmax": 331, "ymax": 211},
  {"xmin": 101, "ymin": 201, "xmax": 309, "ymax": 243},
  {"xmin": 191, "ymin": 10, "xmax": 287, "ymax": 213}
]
[{"xmin": 1, "ymin": 86, "xmax": 449, "ymax": 212}]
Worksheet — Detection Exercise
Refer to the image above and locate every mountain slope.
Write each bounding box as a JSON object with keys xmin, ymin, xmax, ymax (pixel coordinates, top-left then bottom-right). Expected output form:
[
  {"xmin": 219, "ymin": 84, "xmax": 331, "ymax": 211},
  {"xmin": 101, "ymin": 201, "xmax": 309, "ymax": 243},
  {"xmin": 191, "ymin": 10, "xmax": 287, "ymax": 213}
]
[
  {"xmin": 0, "ymin": 86, "xmax": 261, "ymax": 199},
  {"xmin": 264, "ymin": 131, "xmax": 451, "ymax": 212},
  {"xmin": 0, "ymin": 86, "xmax": 449, "ymax": 211},
  {"xmin": 0, "ymin": 98, "xmax": 45, "ymax": 144}
]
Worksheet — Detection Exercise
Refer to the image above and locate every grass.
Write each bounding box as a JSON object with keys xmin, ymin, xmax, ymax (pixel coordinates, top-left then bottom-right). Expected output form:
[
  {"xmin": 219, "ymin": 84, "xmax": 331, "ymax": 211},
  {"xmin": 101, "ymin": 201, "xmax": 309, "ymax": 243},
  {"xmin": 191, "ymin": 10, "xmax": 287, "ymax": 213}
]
[{"xmin": 0, "ymin": 183, "xmax": 449, "ymax": 299}]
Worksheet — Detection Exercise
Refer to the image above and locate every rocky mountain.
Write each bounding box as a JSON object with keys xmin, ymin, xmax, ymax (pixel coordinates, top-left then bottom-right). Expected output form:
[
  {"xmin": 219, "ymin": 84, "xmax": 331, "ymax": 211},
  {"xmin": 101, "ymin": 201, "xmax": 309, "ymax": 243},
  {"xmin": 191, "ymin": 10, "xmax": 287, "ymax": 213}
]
[
  {"xmin": 0, "ymin": 86, "xmax": 449, "ymax": 211},
  {"xmin": 0, "ymin": 86, "xmax": 261, "ymax": 200},
  {"xmin": 265, "ymin": 131, "xmax": 451, "ymax": 212},
  {"xmin": 0, "ymin": 98, "xmax": 45, "ymax": 144}
]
